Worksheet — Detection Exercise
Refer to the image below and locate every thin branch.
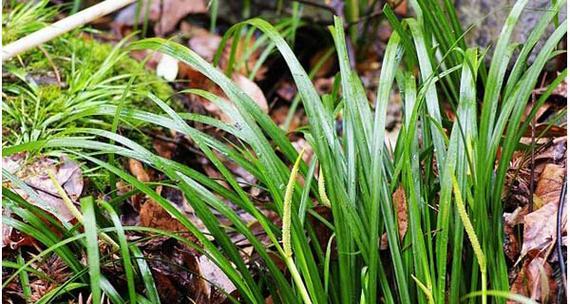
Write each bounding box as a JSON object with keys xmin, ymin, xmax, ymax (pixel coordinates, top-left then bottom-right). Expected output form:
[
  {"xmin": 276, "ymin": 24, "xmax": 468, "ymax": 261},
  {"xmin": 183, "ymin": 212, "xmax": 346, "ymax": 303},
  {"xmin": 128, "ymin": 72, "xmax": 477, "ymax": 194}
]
[{"xmin": 2, "ymin": 0, "xmax": 136, "ymax": 61}]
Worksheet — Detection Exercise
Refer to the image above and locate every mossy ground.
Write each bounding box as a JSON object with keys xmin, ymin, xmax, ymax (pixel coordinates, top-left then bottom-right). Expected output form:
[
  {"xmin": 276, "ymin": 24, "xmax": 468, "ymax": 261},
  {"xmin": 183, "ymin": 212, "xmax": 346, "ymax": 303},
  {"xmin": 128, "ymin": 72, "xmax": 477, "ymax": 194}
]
[{"xmin": 2, "ymin": 30, "xmax": 176, "ymax": 145}]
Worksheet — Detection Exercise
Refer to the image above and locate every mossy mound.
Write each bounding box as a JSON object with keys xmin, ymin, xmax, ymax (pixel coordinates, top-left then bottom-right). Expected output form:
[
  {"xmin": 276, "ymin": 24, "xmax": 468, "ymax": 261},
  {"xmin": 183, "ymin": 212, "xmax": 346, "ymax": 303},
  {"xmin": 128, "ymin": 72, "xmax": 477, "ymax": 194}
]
[{"xmin": 2, "ymin": 2, "xmax": 176, "ymax": 145}]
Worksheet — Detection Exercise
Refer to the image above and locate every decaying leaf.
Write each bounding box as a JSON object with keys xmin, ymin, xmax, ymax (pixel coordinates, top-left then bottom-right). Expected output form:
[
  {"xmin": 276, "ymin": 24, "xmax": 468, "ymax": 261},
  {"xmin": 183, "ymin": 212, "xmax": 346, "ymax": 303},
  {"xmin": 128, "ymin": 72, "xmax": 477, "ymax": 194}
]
[
  {"xmin": 521, "ymin": 202, "xmax": 562, "ymax": 259},
  {"xmin": 509, "ymin": 250, "xmax": 559, "ymax": 303},
  {"xmin": 114, "ymin": 0, "xmax": 208, "ymax": 36},
  {"xmin": 199, "ymin": 255, "xmax": 237, "ymax": 300},
  {"xmin": 128, "ymin": 159, "xmax": 151, "ymax": 183},
  {"xmin": 2, "ymin": 207, "xmax": 39, "ymax": 250},
  {"xmin": 153, "ymin": 137, "xmax": 178, "ymax": 160},
  {"xmin": 518, "ymin": 163, "xmax": 566, "ymax": 258},
  {"xmin": 534, "ymin": 164, "xmax": 565, "ymax": 206},
  {"xmin": 503, "ymin": 206, "xmax": 528, "ymax": 261},
  {"xmin": 4, "ymin": 155, "xmax": 84, "ymax": 223},
  {"xmin": 140, "ymin": 185, "xmax": 204, "ymax": 238},
  {"xmin": 184, "ymin": 71, "xmax": 269, "ymax": 124},
  {"xmin": 185, "ymin": 23, "xmax": 222, "ymax": 62}
]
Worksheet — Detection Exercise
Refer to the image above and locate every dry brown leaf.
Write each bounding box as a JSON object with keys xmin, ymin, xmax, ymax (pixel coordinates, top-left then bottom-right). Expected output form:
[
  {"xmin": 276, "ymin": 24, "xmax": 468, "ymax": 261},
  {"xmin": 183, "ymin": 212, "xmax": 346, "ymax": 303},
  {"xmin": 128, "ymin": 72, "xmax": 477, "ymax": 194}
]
[
  {"xmin": 153, "ymin": 138, "xmax": 178, "ymax": 159},
  {"xmin": 275, "ymin": 80, "xmax": 297, "ymax": 102},
  {"xmin": 195, "ymin": 73, "xmax": 268, "ymax": 124},
  {"xmin": 516, "ymin": 163, "xmax": 566, "ymax": 259},
  {"xmin": 187, "ymin": 26, "xmax": 222, "ymax": 62},
  {"xmin": 393, "ymin": 0, "xmax": 408, "ymax": 16},
  {"xmin": 527, "ymin": 256, "xmax": 554, "ymax": 302},
  {"xmin": 128, "ymin": 159, "xmax": 151, "ymax": 183},
  {"xmin": 5, "ymin": 155, "xmax": 84, "ymax": 223},
  {"xmin": 140, "ymin": 197, "xmax": 194, "ymax": 232},
  {"xmin": 140, "ymin": 186, "xmax": 200, "ymax": 234},
  {"xmin": 198, "ymin": 255, "xmax": 237, "ymax": 300},
  {"xmin": 520, "ymin": 202, "xmax": 563, "ymax": 258},
  {"xmin": 114, "ymin": 0, "xmax": 207, "ymax": 36},
  {"xmin": 509, "ymin": 251, "xmax": 558, "ymax": 303},
  {"xmin": 2, "ymin": 152, "xmax": 25, "ymax": 174},
  {"xmin": 2, "ymin": 213, "xmax": 39, "ymax": 250},
  {"xmin": 232, "ymin": 73, "xmax": 269, "ymax": 113},
  {"xmin": 535, "ymin": 164, "xmax": 565, "ymax": 205}
]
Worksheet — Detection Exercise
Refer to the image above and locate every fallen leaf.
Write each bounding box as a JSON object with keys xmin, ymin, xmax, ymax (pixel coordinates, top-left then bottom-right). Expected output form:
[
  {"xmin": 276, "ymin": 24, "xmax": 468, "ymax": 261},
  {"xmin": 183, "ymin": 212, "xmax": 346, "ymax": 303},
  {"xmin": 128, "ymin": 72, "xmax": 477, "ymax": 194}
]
[
  {"xmin": 2, "ymin": 152, "xmax": 25, "ymax": 174},
  {"xmin": 140, "ymin": 186, "xmax": 202, "ymax": 237},
  {"xmin": 520, "ymin": 202, "xmax": 563, "ymax": 259},
  {"xmin": 114, "ymin": 0, "xmax": 208, "ymax": 36},
  {"xmin": 5, "ymin": 155, "xmax": 84, "ymax": 223},
  {"xmin": 275, "ymin": 80, "xmax": 297, "ymax": 102},
  {"xmin": 128, "ymin": 159, "xmax": 151, "ymax": 183},
  {"xmin": 291, "ymin": 138, "xmax": 314, "ymax": 164},
  {"xmin": 389, "ymin": 0, "xmax": 407, "ymax": 16},
  {"xmin": 509, "ymin": 251, "xmax": 558, "ymax": 303},
  {"xmin": 527, "ymin": 255, "xmax": 554, "ymax": 302},
  {"xmin": 198, "ymin": 255, "xmax": 237, "ymax": 300},
  {"xmin": 192, "ymin": 73, "xmax": 269, "ymax": 124},
  {"xmin": 153, "ymin": 0, "xmax": 208, "ymax": 36},
  {"xmin": 231, "ymin": 73, "xmax": 269, "ymax": 113},
  {"xmin": 534, "ymin": 164, "xmax": 565, "ymax": 205},
  {"xmin": 2, "ymin": 208, "xmax": 39, "ymax": 250},
  {"xmin": 186, "ymin": 24, "xmax": 222, "ymax": 62},
  {"xmin": 153, "ymin": 137, "xmax": 178, "ymax": 159},
  {"xmin": 503, "ymin": 206, "xmax": 529, "ymax": 261}
]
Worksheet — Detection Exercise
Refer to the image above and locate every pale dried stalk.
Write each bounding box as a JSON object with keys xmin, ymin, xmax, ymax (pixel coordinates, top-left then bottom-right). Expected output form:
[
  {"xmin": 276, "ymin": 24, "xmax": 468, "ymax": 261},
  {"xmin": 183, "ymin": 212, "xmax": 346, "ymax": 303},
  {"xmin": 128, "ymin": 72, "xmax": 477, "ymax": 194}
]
[{"xmin": 2, "ymin": 0, "xmax": 136, "ymax": 61}]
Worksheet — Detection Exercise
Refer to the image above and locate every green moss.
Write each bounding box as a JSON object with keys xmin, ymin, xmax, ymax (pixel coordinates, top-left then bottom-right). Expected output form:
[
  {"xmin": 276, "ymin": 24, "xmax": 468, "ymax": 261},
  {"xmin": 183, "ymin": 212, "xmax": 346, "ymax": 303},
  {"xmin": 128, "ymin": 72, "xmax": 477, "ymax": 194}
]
[
  {"xmin": 36, "ymin": 85, "xmax": 63, "ymax": 101},
  {"xmin": 2, "ymin": 0, "xmax": 179, "ymax": 152}
]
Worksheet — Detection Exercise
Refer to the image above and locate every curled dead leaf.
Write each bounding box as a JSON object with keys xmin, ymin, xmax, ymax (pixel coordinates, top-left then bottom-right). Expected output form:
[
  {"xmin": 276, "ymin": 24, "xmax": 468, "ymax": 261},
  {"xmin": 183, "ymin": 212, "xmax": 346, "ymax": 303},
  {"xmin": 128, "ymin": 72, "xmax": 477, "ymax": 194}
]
[{"xmin": 4, "ymin": 155, "xmax": 83, "ymax": 223}]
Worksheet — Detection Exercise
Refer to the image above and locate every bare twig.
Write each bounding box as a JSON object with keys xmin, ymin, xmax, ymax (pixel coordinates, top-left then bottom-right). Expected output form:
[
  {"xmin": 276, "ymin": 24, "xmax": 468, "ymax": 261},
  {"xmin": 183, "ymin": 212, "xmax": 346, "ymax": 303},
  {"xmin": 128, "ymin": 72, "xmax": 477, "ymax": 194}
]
[
  {"xmin": 556, "ymin": 175, "xmax": 567, "ymax": 291},
  {"xmin": 293, "ymin": 0, "xmax": 336, "ymax": 14},
  {"xmin": 2, "ymin": 0, "xmax": 136, "ymax": 61}
]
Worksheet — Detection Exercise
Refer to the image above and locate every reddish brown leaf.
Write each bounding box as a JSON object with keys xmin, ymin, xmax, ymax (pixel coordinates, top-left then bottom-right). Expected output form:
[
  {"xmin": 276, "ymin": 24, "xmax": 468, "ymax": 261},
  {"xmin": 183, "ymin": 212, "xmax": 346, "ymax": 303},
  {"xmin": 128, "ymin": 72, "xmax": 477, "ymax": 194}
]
[
  {"xmin": 114, "ymin": 0, "xmax": 208, "ymax": 36},
  {"xmin": 128, "ymin": 159, "xmax": 151, "ymax": 183},
  {"xmin": 535, "ymin": 164, "xmax": 565, "ymax": 205}
]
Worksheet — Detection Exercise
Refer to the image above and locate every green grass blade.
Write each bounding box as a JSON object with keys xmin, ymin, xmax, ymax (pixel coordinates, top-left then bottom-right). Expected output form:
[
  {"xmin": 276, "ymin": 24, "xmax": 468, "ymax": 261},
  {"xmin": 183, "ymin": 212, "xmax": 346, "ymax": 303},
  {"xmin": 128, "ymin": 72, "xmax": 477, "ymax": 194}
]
[{"xmin": 80, "ymin": 196, "xmax": 101, "ymax": 304}]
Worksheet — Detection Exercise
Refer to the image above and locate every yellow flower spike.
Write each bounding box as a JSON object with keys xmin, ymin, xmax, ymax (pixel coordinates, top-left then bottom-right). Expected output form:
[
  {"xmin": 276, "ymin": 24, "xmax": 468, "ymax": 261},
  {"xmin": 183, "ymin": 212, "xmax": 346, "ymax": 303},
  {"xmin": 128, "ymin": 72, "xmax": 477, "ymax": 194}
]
[
  {"xmin": 47, "ymin": 170, "xmax": 84, "ymax": 224},
  {"xmin": 451, "ymin": 174, "xmax": 487, "ymax": 304},
  {"xmin": 283, "ymin": 148, "xmax": 305, "ymax": 257},
  {"xmin": 281, "ymin": 148, "xmax": 313, "ymax": 304},
  {"xmin": 49, "ymin": 170, "xmax": 118, "ymax": 249},
  {"xmin": 318, "ymin": 167, "xmax": 331, "ymax": 208}
]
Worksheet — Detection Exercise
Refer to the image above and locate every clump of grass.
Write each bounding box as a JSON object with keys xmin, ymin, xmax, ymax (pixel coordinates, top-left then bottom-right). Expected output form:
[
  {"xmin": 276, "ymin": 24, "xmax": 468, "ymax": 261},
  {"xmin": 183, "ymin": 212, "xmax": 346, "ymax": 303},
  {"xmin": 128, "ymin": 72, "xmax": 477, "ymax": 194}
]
[
  {"xmin": 2, "ymin": 0, "xmax": 57, "ymax": 45},
  {"xmin": 2, "ymin": 0, "xmax": 566, "ymax": 303}
]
